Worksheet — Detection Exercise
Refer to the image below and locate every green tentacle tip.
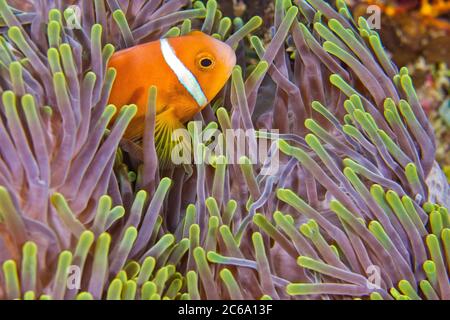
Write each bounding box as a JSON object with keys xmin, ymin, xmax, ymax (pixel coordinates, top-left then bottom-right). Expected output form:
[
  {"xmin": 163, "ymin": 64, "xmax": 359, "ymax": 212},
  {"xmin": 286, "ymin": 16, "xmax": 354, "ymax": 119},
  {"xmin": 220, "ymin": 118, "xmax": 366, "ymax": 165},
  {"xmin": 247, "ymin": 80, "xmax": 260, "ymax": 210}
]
[
  {"xmin": 439, "ymin": 208, "xmax": 449, "ymax": 228},
  {"xmin": 51, "ymin": 250, "xmax": 73, "ymax": 300},
  {"xmin": 247, "ymin": 15, "xmax": 263, "ymax": 29},
  {"xmin": 398, "ymin": 280, "xmax": 421, "ymax": 300},
  {"xmin": 159, "ymin": 177, "xmax": 173, "ymax": 189},
  {"xmin": 205, "ymin": 197, "xmax": 220, "ymax": 218},
  {"xmin": 90, "ymin": 23, "xmax": 103, "ymax": 39},
  {"xmin": 305, "ymin": 118, "xmax": 327, "ymax": 136},
  {"xmin": 400, "ymin": 74, "xmax": 414, "ymax": 91},
  {"xmin": 218, "ymin": 17, "xmax": 232, "ymax": 38},
  {"xmin": 297, "ymin": 256, "xmax": 313, "ymax": 268},
  {"xmin": 423, "ymin": 260, "xmax": 436, "ymax": 276},
  {"xmin": 123, "ymin": 261, "xmax": 140, "ymax": 279},
  {"xmin": 248, "ymin": 60, "xmax": 269, "ymax": 80},
  {"xmin": 148, "ymin": 233, "xmax": 175, "ymax": 260},
  {"xmin": 206, "ymin": 251, "xmax": 226, "ymax": 264},
  {"xmin": 112, "ymin": 9, "xmax": 128, "ymax": 24},
  {"xmin": 116, "ymin": 270, "xmax": 128, "ymax": 284},
  {"xmin": 164, "ymin": 27, "xmax": 181, "ymax": 38},
  {"xmin": 122, "ymin": 280, "xmax": 137, "ymax": 300},
  {"xmin": 165, "ymin": 279, "xmax": 182, "ymax": 299},
  {"xmin": 368, "ymin": 221, "xmax": 391, "ymax": 249},
  {"xmin": 304, "ymin": 133, "xmax": 322, "ymax": 150},
  {"xmin": 405, "ymin": 163, "xmax": 419, "ymax": 183},
  {"xmin": 419, "ymin": 280, "xmax": 438, "ymax": 300},
  {"xmin": 22, "ymin": 94, "xmax": 39, "ymax": 118},
  {"xmin": 219, "ymin": 268, "xmax": 243, "ymax": 299},
  {"xmin": 329, "ymin": 245, "xmax": 340, "ymax": 258},
  {"xmin": 252, "ymin": 213, "xmax": 276, "ymax": 236},
  {"xmin": 149, "ymin": 293, "xmax": 161, "ymax": 300},
  {"xmin": 47, "ymin": 20, "xmax": 61, "ymax": 47},
  {"xmin": 389, "ymin": 287, "xmax": 403, "ymax": 300},
  {"xmin": 141, "ymin": 281, "xmax": 157, "ymax": 300},
  {"xmin": 23, "ymin": 291, "xmax": 36, "ymax": 300},
  {"xmin": 9, "ymin": 60, "xmax": 24, "ymax": 85},
  {"xmin": 323, "ymin": 40, "xmax": 343, "ymax": 56},
  {"xmin": 107, "ymin": 278, "xmax": 123, "ymax": 300},
  {"xmin": 442, "ymin": 228, "xmax": 450, "ymax": 247},
  {"xmin": 21, "ymin": 241, "xmax": 38, "ymax": 290},
  {"xmin": 211, "ymin": 33, "xmax": 221, "ymax": 40},
  {"xmin": 22, "ymin": 240, "xmax": 37, "ymax": 257},
  {"xmin": 357, "ymin": 16, "xmax": 370, "ymax": 30},
  {"xmin": 423, "ymin": 202, "xmax": 435, "ymax": 213},
  {"xmin": 186, "ymin": 270, "xmax": 201, "ymax": 300},
  {"xmin": 76, "ymin": 292, "xmax": 94, "ymax": 300},
  {"xmin": 227, "ymin": 15, "xmax": 262, "ymax": 48},
  {"xmin": 48, "ymin": 8, "xmax": 63, "ymax": 23},
  {"xmin": 430, "ymin": 210, "xmax": 443, "ymax": 236},
  {"xmin": 7, "ymin": 26, "xmax": 24, "ymax": 43},
  {"xmin": 399, "ymin": 67, "xmax": 409, "ymax": 76},
  {"xmin": 120, "ymin": 226, "xmax": 138, "ymax": 250},
  {"xmin": 189, "ymin": 223, "xmax": 200, "ymax": 241},
  {"xmin": 2, "ymin": 259, "xmax": 20, "ymax": 299},
  {"xmin": 179, "ymin": 19, "xmax": 192, "ymax": 35},
  {"xmin": 370, "ymin": 184, "xmax": 384, "ymax": 196},
  {"xmin": 425, "ymin": 234, "xmax": 447, "ymax": 280},
  {"xmin": 277, "ymin": 139, "xmax": 292, "ymax": 155},
  {"xmin": 76, "ymin": 230, "xmax": 95, "ymax": 253},
  {"xmin": 137, "ymin": 257, "xmax": 156, "ymax": 284},
  {"xmin": 153, "ymin": 266, "xmax": 170, "ymax": 294},
  {"xmin": 50, "ymin": 192, "xmax": 86, "ymax": 237},
  {"xmin": 368, "ymin": 292, "xmax": 383, "ymax": 300},
  {"xmin": 2, "ymin": 91, "xmax": 15, "ymax": 109},
  {"xmin": 193, "ymin": 1, "xmax": 206, "ymax": 9},
  {"xmin": 303, "ymin": 219, "xmax": 320, "ymax": 237},
  {"xmin": 276, "ymin": 189, "xmax": 297, "ymax": 203}
]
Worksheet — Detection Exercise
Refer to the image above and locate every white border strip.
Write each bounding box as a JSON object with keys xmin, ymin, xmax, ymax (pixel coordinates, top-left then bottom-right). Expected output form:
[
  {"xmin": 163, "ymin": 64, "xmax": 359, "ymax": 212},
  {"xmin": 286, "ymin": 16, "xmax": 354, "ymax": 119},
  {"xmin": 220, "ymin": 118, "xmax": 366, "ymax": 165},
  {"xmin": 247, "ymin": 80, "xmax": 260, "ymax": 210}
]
[{"xmin": 160, "ymin": 38, "xmax": 208, "ymax": 107}]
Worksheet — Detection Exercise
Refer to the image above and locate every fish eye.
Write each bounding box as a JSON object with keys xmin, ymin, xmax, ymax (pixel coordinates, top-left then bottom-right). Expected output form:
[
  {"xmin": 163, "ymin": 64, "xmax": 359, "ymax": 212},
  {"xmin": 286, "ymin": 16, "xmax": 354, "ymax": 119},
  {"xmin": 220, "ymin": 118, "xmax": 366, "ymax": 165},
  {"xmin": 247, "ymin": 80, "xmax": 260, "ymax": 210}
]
[
  {"xmin": 200, "ymin": 58, "xmax": 213, "ymax": 67},
  {"xmin": 198, "ymin": 56, "xmax": 215, "ymax": 69}
]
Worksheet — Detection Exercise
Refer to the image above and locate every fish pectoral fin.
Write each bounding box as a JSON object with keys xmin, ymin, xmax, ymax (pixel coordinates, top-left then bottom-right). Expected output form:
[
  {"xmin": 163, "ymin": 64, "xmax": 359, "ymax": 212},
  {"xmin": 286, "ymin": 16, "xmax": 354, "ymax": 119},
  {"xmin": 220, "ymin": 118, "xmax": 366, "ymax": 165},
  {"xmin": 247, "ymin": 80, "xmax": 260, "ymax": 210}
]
[
  {"xmin": 155, "ymin": 110, "xmax": 190, "ymax": 168},
  {"xmin": 156, "ymin": 104, "xmax": 170, "ymax": 116}
]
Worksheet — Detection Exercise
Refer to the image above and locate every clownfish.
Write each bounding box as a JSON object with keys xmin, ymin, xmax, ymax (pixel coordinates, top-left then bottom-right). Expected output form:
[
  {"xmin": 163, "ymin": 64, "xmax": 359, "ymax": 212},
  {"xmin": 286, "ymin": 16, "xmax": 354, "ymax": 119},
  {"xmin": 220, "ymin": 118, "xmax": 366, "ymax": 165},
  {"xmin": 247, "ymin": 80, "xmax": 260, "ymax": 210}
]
[{"xmin": 108, "ymin": 31, "xmax": 236, "ymax": 166}]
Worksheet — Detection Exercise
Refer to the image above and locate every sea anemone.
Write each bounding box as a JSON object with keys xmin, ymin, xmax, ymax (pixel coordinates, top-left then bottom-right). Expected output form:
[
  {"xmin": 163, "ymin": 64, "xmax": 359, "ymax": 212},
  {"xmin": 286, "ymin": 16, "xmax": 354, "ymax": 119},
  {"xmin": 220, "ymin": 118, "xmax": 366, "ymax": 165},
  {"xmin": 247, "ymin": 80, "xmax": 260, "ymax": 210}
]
[{"xmin": 0, "ymin": 0, "xmax": 448, "ymax": 300}]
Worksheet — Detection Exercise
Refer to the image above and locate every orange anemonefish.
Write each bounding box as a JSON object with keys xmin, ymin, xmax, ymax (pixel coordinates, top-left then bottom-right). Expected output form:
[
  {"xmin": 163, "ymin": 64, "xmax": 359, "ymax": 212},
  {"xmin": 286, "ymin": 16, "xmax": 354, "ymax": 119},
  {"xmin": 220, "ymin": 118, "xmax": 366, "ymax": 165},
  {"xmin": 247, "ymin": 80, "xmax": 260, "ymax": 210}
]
[{"xmin": 108, "ymin": 31, "xmax": 236, "ymax": 165}]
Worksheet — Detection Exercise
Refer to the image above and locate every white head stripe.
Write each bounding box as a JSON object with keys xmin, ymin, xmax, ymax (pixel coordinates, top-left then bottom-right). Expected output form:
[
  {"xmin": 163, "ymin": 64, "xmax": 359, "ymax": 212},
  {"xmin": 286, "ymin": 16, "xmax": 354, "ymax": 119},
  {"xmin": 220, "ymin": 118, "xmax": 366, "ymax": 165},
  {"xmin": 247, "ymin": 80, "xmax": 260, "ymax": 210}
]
[{"xmin": 160, "ymin": 38, "xmax": 208, "ymax": 107}]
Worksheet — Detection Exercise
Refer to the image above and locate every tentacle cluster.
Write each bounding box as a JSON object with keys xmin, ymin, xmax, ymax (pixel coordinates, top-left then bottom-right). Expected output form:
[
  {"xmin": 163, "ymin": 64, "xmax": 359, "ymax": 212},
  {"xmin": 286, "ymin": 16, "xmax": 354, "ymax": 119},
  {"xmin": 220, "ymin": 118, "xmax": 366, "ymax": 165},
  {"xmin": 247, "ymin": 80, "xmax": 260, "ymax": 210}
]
[{"xmin": 0, "ymin": 0, "xmax": 448, "ymax": 300}]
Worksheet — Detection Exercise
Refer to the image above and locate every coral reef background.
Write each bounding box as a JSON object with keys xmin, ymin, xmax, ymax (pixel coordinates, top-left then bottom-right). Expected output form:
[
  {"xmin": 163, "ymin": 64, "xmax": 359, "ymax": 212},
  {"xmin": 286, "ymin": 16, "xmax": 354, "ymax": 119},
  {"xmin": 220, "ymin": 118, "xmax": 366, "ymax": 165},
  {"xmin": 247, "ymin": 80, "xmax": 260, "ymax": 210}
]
[{"xmin": 0, "ymin": 0, "xmax": 449, "ymax": 300}]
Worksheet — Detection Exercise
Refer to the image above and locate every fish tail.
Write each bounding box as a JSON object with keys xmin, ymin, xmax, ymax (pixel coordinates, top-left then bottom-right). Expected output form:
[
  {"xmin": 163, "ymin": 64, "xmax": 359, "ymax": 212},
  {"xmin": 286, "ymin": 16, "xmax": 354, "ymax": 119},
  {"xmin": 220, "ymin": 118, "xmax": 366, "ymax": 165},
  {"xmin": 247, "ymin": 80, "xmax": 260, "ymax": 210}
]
[{"xmin": 155, "ymin": 110, "xmax": 191, "ymax": 168}]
